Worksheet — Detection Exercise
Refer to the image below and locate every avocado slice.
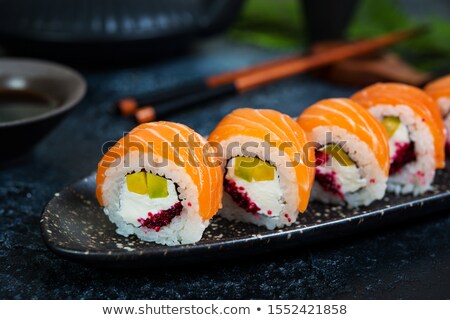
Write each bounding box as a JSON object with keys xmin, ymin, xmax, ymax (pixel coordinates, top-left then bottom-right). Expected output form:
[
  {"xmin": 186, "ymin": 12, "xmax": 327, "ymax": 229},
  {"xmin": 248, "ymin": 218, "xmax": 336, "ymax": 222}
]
[
  {"xmin": 234, "ymin": 157, "xmax": 255, "ymax": 182},
  {"xmin": 234, "ymin": 157, "xmax": 275, "ymax": 182},
  {"xmin": 146, "ymin": 173, "xmax": 169, "ymax": 198},
  {"xmin": 253, "ymin": 160, "xmax": 275, "ymax": 181},
  {"xmin": 322, "ymin": 144, "xmax": 354, "ymax": 166},
  {"xmin": 126, "ymin": 172, "xmax": 148, "ymax": 195},
  {"xmin": 382, "ymin": 116, "xmax": 401, "ymax": 138}
]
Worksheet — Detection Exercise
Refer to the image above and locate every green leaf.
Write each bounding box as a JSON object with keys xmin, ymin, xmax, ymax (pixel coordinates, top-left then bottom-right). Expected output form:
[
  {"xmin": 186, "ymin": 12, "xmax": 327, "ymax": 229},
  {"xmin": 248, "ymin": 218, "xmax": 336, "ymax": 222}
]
[{"xmin": 228, "ymin": 0, "xmax": 450, "ymax": 70}]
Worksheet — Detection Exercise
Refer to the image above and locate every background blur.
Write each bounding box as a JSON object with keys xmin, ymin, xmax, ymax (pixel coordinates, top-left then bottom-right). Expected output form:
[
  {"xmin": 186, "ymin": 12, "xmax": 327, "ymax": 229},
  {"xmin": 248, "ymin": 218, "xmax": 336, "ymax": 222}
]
[
  {"xmin": 1, "ymin": 0, "xmax": 449, "ymax": 300},
  {"xmin": 230, "ymin": 0, "xmax": 450, "ymax": 70},
  {"xmin": 0, "ymin": 0, "xmax": 449, "ymax": 70}
]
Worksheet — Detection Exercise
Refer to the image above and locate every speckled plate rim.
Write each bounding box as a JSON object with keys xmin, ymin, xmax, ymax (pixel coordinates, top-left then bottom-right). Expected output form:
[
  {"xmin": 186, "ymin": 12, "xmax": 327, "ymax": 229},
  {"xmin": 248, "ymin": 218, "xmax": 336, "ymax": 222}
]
[{"xmin": 40, "ymin": 174, "xmax": 450, "ymax": 268}]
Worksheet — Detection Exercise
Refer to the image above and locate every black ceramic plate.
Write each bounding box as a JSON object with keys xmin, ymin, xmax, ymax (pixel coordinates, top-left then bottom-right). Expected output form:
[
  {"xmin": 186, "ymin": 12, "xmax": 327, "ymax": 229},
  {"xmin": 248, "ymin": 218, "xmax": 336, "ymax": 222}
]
[{"xmin": 41, "ymin": 168, "xmax": 450, "ymax": 268}]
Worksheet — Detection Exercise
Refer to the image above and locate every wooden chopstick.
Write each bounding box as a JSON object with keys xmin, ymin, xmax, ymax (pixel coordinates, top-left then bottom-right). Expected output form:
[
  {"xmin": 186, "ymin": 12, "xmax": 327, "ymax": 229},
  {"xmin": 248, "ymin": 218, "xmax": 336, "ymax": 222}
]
[
  {"xmin": 117, "ymin": 54, "xmax": 300, "ymax": 116},
  {"xmin": 206, "ymin": 54, "xmax": 301, "ymax": 88},
  {"xmin": 234, "ymin": 27, "xmax": 425, "ymax": 92},
  {"xmin": 133, "ymin": 27, "xmax": 425, "ymax": 123}
]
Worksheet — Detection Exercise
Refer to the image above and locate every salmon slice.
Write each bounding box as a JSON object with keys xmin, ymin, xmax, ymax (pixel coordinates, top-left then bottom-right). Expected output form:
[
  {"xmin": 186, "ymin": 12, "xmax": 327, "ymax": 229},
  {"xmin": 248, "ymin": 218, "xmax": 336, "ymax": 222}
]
[
  {"xmin": 297, "ymin": 98, "xmax": 390, "ymax": 176},
  {"xmin": 425, "ymin": 75, "xmax": 450, "ymax": 102},
  {"xmin": 96, "ymin": 121, "xmax": 223, "ymax": 220},
  {"xmin": 352, "ymin": 83, "xmax": 446, "ymax": 169},
  {"xmin": 209, "ymin": 108, "xmax": 315, "ymax": 213}
]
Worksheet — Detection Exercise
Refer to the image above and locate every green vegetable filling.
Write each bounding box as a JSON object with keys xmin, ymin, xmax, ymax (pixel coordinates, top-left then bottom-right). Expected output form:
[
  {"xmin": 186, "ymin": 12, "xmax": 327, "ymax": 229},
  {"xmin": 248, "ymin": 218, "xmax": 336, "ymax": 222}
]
[
  {"xmin": 382, "ymin": 116, "xmax": 401, "ymax": 138},
  {"xmin": 234, "ymin": 157, "xmax": 275, "ymax": 182},
  {"xmin": 126, "ymin": 172, "xmax": 168, "ymax": 198},
  {"xmin": 322, "ymin": 144, "xmax": 355, "ymax": 166}
]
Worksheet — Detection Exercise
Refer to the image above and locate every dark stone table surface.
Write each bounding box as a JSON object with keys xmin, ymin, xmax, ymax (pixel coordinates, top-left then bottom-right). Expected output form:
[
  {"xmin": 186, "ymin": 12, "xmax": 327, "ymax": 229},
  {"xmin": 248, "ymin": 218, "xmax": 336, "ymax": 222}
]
[{"xmin": 1, "ymin": 40, "xmax": 449, "ymax": 299}]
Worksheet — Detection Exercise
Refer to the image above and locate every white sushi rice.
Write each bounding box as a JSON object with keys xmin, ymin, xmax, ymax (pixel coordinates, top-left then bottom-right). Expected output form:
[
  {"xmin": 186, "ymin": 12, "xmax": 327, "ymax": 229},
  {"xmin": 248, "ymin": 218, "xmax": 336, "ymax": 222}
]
[
  {"xmin": 100, "ymin": 151, "xmax": 208, "ymax": 246},
  {"xmin": 436, "ymin": 97, "xmax": 450, "ymax": 146},
  {"xmin": 370, "ymin": 104, "xmax": 436, "ymax": 195},
  {"xmin": 437, "ymin": 97, "xmax": 450, "ymax": 116},
  {"xmin": 309, "ymin": 126, "xmax": 388, "ymax": 207},
  {"xmin": 217, "ymin": 135, "xmax": 300, "ymax": 230}
]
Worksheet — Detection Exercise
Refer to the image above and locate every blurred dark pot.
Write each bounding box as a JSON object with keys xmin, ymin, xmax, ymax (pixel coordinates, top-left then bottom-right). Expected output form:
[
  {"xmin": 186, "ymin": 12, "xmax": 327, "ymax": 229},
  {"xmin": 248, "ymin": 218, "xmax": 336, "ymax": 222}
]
[
  {"xmin": 302, "ymin": 0, "xmax": 359, "ymax": 43},
  {"xmin": 0, "ymin": 0, "xmax": 244, "ymax": 62}
]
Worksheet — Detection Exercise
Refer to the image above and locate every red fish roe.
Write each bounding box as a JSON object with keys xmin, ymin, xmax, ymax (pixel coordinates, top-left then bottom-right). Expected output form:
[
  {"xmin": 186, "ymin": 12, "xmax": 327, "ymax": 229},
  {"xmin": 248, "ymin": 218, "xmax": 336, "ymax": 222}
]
[
  {"xmin": 390, "ymin": 142, "xmax": 416, "ymax": 175},
  {"xmin": 284, "ymin": 213, "xmax": 292, "ymax": 223},
  {"xmin": 137, "ymin": 202, "xmax": 183, "ymax": 232},
  {"xmin": 224, "ymin": 179, "xmax": 261, "ymax": 215},
  {"xmin": 315, "ymin": 169, "xmax": 344, "ymax": 200},
  {"xmin": 370, "ymin": 178, "xmax": 376, "ymax": 183},
  {"xmin": 187, "ymin": 202, "xmax": 192, "ymax": 207},
  {"xmin": 314, "ymin": 149, "xmax": 345, "ymax": 199},
  {"xmin": 267, "ymin": 210, "xmax": 272, "ymax": 215},
  {"xmin": 315, "ymin": 150, "xmax": 330, "ymax": 166}
]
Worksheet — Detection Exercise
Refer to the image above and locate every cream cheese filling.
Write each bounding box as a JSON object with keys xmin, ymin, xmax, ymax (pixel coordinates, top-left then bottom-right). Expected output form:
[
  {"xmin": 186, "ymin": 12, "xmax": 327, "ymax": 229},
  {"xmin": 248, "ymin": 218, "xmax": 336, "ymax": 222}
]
[{"xmin": 118, "ymin": 177, "xmax": 179, "ymax": 226}]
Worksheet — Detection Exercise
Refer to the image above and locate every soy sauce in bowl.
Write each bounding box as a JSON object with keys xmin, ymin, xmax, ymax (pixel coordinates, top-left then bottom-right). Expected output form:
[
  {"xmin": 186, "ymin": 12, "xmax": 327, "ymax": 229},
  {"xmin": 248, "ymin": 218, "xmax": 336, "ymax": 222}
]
[
  {"xmin": 0, "ymin": 89, "xmax": 58, "ymax": 123},
  {"xmin": 0, "ymin": 58, "xmax": 86, "ymax": 163}
]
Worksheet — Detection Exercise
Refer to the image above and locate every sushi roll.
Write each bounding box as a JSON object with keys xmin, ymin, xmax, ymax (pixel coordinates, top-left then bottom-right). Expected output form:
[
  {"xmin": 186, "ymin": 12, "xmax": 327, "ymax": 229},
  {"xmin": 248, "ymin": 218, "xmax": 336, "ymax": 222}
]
[
  {"xmin": 297, "ymin": 98, "xmax": 390, "ymax": 207},
  {"xmin": 96, "ymin": 121, "xmax": 223, "ymax": 246},
  {"xmin": 209, "ymin": 108, "xmax": 315, "ymax": 230},
  {"xmin": 424, "ymin": 74, "xmax": 450, "ymax": 151},
  {"xmin": 352, "ymin": 83, "xmax": 446, "ymax": 195}
]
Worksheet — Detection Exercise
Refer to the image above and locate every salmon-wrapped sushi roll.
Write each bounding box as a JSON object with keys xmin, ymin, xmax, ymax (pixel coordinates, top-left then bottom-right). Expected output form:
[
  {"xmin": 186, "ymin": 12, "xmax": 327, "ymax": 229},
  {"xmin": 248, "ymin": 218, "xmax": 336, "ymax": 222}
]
[
  {"xmin": 209, "ymin": 108, "xmax": 315, "ymax": 230},
  {"xmin": 352, "ymin": 83, "xmax": 445, "ymax": 195},
  {"xmin": 425, "ymin": 74, "xmax": 450, "ymax": 151},
  {"xmin": 297, "ymin": 98, "xmax": 390, "ymax": 207},
  {"xmin": 96, "ymin": 121, "xmax": 223, "ymax": 246}
]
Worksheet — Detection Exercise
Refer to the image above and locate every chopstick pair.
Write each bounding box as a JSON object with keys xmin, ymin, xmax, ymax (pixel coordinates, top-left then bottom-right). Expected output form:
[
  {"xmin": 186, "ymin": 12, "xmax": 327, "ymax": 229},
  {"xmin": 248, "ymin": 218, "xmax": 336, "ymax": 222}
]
[
  {"xmin": 117, "ymin": 27, "xmax": 425, "ymax": 123},
  {"xmin": 117, "ymin": 53, "xmax": 301, "ymax": 122}
]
